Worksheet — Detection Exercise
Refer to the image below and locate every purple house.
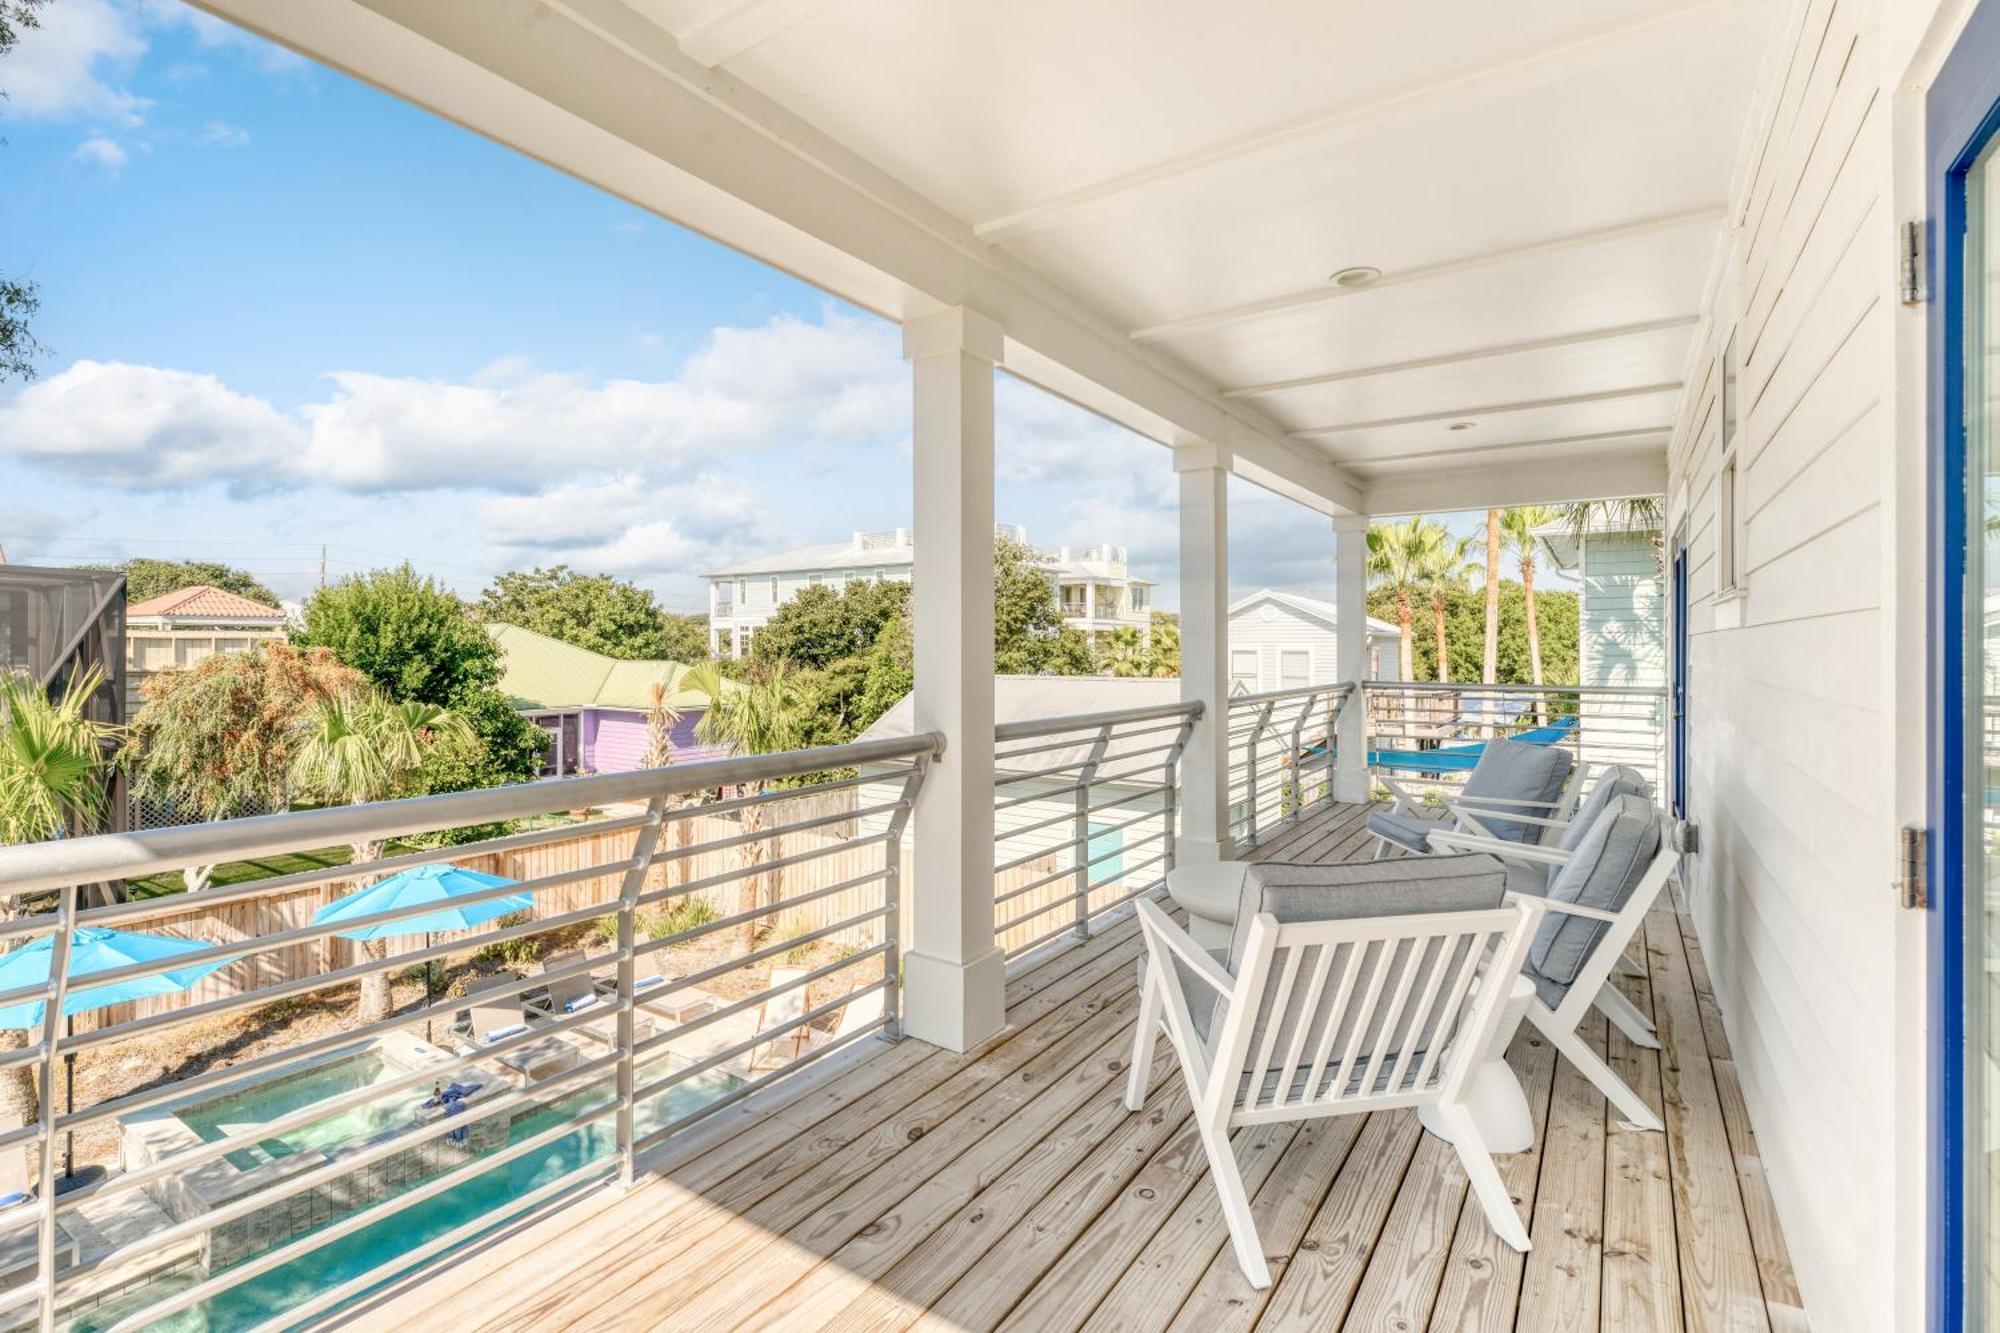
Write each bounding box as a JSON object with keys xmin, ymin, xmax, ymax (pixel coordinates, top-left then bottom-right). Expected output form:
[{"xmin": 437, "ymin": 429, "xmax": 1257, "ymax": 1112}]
[{"xmin": 488, "ymin": 623, "xmax": 729, "ymax": 776}]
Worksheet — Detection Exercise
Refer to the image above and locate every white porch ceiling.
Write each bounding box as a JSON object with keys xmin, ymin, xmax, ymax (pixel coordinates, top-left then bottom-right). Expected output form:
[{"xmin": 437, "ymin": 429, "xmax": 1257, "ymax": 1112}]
[{"xmin": 198, "ymin": 0, "xmax": 1772, "ymax": 513}]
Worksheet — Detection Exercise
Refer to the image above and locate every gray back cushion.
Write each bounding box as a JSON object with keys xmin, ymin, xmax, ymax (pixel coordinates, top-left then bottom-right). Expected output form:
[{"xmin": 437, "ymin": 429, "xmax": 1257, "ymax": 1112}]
[
  {"xmin": 1196, "ymin": 855, "xmax": 1509, "ymax": 1095},
  {"xmin": 1527, "ymin": 793, "xmax": 1662, "ymax": 1002},
  {"xmin": 1461, "ymin": 738, "xmax": 1572, "ymax": 843},
  {"xmin": 1557, "ymin": 765, "xmax": 1654, "ymax": 852}
]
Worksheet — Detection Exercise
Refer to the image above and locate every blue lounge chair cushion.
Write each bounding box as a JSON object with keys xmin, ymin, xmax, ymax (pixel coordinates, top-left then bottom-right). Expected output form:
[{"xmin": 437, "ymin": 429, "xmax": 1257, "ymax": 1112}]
[
  {"xmin": 481, "ymin": 1023, "xmax": 529, "ymax": 1043},
  {"xmin": 1460, "ymin": 738, "xmax": 1572, "ymax": 844},
  {"xmin": 1557, "ymin": 765, "xmax": 1654, "ymax": 853},
  {"xmin": 1366, "ymin": 807, "xmax": 1438, "ymax": 854},
  {"xmin": 0, "ymin": 1191, "xmax": 29, "ymax": 1209},
  {"xmin": 1526, "ymin": 794, "xmax": 1660, "ymax": 1005},
  {"xmin": 563, "ymin": 993, "xmax": 600, "ymax": 1014}
]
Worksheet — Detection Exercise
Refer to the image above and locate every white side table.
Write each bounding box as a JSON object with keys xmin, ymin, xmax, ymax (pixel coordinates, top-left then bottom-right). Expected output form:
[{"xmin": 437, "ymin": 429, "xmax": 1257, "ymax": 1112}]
[
  {"xmin": 1165, "ymin": 861, "xmax": 1250, "ymax": 950},
  {"xmin": 1417, "ymin": 973, "xmax": 1537, "ymax": 1154}
]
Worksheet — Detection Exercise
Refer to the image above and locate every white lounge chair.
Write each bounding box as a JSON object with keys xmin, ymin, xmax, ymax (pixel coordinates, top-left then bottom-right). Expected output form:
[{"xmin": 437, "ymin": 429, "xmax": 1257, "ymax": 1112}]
[
  {"xmin": 1429, "ymin": 790, "xmax": 1678, "ymax": 1130},
  {"xmin": 747, "ymin": 967, "xmax": 810, "ymax": 1072},
  {"xmin": 1366, "ymin": 736, "xmax": 1578, "ymax": 859},
  {"xmin": 1126, "ymin": 854, "xmax": 1547, "ymax": 1286}
]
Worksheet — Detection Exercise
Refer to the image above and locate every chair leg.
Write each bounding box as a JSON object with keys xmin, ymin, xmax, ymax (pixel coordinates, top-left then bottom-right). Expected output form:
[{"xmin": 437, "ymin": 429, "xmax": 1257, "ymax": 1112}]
[
  {"xmin": 1593, "ymin": 980, "xmax": 1661, "ymax": 1051},
  {"xmin": 1528, "ymin": 1007, "xmax": 1664, "ymax": 1132},
  {"xmin": 1432, "ymin": 1101, "xmax": 1530, "ymax": 1252},
  {"xmin": 1126, "ymin": 962, "xmax": 1162, "ymax": 1112},
  {"xmin": 1197, "ymin": 1122, "xmax": 1271, "ymax": 1288}
]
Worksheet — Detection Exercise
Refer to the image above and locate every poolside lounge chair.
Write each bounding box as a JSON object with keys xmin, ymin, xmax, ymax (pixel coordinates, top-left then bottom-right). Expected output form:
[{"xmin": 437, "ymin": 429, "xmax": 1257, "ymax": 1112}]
[
  {"xmin": 747, "ymin": 968, "xmax": 811, "ymax": 1072},
  {"xmin": 1366, "ymin": 736, "xmax": 1575, "ymax": 858},
  {"xmin": 460, "ymin": 977, "xmax": 530, "ymax": 1045},
  {"xmin": 1429, "ymin": 792, "xmax": 1678, "ymax": 1130},
  {"xmin": 805, "ymin": 982, "xmax": 887, "ymax": 1052},
  {"xmin": 526, "ymin": 954, "xmax": 653, "ymax": 1048},
  {"xmin": 1126, "ymin": 853, "xmax": 1547, "ymax": 1285}
]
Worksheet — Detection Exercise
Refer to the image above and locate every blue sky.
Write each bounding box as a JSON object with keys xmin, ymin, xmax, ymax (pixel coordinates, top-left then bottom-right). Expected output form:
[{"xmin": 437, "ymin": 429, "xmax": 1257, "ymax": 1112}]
[{"xmin": 0, "ymin": 1, "xmax": 1546, "ymax": 614}]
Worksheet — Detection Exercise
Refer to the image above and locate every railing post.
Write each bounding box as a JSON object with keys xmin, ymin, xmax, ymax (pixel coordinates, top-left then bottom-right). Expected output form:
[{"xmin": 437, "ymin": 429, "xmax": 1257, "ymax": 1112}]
[
  {"xmin": 1245, "ymin": 697, "xmax": 1276, "ymax": 845},
  {"xmin": 1072, "ymin": 725, "xmax": 1111, "ymax": 940},
  {"xmin": 881, "ymin": 752, "xmax": 931, "ymax": 1042},
  {"xmin": 1285, "ymin": 697, "xmax": 1310, "ymax": 821},
  {"xmin": 614, "ymin": 794, "xmax": 668, "ymax": 1188},
  {"xmin": 1162, "ymin": 706, "xmax": 1196, "ymax": 882},
  {"xmin": 34, "ymin": 883, "xmax": 77, "ymax": 1333}
]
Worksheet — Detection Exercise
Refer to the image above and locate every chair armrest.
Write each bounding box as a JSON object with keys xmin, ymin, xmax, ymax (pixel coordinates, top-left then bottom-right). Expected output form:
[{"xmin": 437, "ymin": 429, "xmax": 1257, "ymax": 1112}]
[
  {"xmin": 1502, "ymin": 891, "xmax": 1619, "ymax": 923},
  {"xmin": 1379, "ymin": 777, "xmax": 1433, "ymax": 816},
  {"xmin": 1133, "ymin": 899, "xmax": 1233, "ymax": 997},
  {"xmin": 1427, "ymin": 829, "xmax": 1574, "ymax": 866},
  {"xmin": 1449, "ymin": 793, "xmax": 1564, "ymax": 810}
]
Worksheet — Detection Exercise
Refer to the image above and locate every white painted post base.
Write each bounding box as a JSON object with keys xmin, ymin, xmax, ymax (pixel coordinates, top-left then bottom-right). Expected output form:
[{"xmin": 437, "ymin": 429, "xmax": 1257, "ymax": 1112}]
[{"xmin": 901, "ymin": 946, "xmax": 1008, "ymax": 1052}]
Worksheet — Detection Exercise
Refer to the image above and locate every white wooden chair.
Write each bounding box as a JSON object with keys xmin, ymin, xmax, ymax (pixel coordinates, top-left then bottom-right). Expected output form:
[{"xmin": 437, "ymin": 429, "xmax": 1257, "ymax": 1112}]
[
  {"xmin": 1367, "ymin": 737, "xmax": 1582, "ymax": 860},
  {"xmin": 1429, "ymin": 793, "xmax": 1678, "ymax": 1131},
  {"xmin": 1125, "ymin": 874, "xmax": 1547, "ymax": 1287}
]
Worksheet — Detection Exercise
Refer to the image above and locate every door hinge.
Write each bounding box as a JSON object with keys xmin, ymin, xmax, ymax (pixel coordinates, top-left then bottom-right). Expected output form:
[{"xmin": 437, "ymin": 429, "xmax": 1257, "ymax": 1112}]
[
  {"xmin": 1901, "ymin": 220, "xmax": 1928, "ymax": 306},
  {"xmin": 1899, "ymin": 824, "xmax": 1928, "ymax": 909}
]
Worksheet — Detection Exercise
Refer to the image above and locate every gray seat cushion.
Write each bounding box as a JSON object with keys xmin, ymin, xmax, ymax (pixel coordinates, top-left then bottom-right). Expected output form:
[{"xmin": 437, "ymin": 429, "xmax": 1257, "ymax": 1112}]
[
  {"xmin": 1556, "ymin": 765, "xmax": 1654, "ymax": 853},
  {"xmin": 1525, "ymin": 793, "xmax": 1662, "ymax": 1006},
  {"xmin": 1366, "ymin": 807, "xmax": 1439, "ymax": 853},
  {"xmin": 1174, "ymin": 855, "xmax": 1510, "ymax": 1101},
  {"xmin": 1504, "ymin": 859, "xmax": 1550, "ymax": 898},
  {"xmin": 1459, "ymin": 739, "xmax": 1573, "ymax": 843}
]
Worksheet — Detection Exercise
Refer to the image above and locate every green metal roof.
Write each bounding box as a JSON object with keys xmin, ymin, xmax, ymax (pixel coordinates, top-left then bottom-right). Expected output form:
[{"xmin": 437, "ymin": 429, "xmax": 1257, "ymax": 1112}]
[{"xmin": 487, "ymin": 623, "xmax": 719, "ymax": 711}]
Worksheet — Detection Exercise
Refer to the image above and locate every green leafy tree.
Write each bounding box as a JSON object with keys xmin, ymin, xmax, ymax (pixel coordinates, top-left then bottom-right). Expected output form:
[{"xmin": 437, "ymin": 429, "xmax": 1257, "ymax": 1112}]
[
  {"xmin": 1418, "ymin": 529, "xmax": 1480, "ymax": 683},
  {"xmin": 92, "ymin": 558, "xmax": 282, "ymax": 608},
  {"xmin": 687, "ymin": 661, "xmax": 812, "ymax": 948},
  {"xmin": 122, "ymin": 644, "xmax": 363, "ymax": 889},
  {"xmin": 1369, "ymin": 581, "xmax": 1579, "ymax": 685},
  {"xmin": 753, "ymin": 578, "xmax": 910, "ymax": 671},
  {"xmin": 0, "ymin": 1, "xmax": 50, "ymax": 385},
  {"xmin": 1366, "ymin": 517, "xmax": 1447, "ymax": 682},
  {"xmin": 290, "ymin": 690, "xmax": 471, "ymax": 1023},
  {"xmin": 641, "ymin": 680, "xmax": 679, "ymax": 770},
  {"xmin": 1096, "ymin": 626, "xmax": 1148, "ymax": 678},
  {"xmin": 660, "ymin": 612, "xmax": 710, "ymax": 664},
  {"xmin": 994, "ymin": 534, "xmax": 1096, "ymax": 675},
  {"xmin": 295, "ymin": 565, "xmax": 545, "ymax": 790},
  {"xmin": 478, "ymin": 566, "xmax": 688, "ymax": 660},
  {"xmin": 1143, "ymin": 612, "xmax": 1180, "ymax": 678},
  {"xmin": 854, "ymin": 611, "xmax": 913, "ymax": 732}
]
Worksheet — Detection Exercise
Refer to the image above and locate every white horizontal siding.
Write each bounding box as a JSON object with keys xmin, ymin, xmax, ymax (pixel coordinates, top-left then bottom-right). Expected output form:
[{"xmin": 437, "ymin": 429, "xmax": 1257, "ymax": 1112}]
[{"xmin": 1665, "ymin": 0, "xmax": 1897, "ymax": 1327}]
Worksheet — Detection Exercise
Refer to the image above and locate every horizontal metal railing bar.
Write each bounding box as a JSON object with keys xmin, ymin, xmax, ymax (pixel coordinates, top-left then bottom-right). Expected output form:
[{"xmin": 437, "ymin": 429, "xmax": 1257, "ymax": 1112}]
[
  {"xmin": 65, "ymin": 1046, "xmax": 624, "ymax": 1290},
  {"xmin": 630, "ymin": 1006, "xmax": 889, "ymax": 1155},
  {"xmin": 661, "ymin": 767, "xmax": 891, "ymax": 822},
  {"xmin": 98, "ymin": 1083, "xmax": 625, "ymax": 1332},
  {"xmin": 0, "ymin": 731, "xmax": 945, "ymax": 897},
  {"xmin": 993, "ymin": 753, "xmax": 1186, "ymax": 812},
  {"xmin": 629, "ymin": 947, "xmax": 886, "ymax": 1063},
  {"xmin": 992, "ymin": 803, "xmax": 1164, "ymax": 876},
  {"xmin": 1361, "ymin": 681, "xmax": 1667, "ymax": 699},
  {"xmin": 993, "ymin": 828, "xmax": 1170, "ymax": 908},
  {"xmin": 993, "ymin": 700, "xmax": 1200, "ymax": 741},
  {"xmin": 650, "ymin": 799, "xmax": 908, "ymax": 862},
  {"xmin": 995, "ymin": 779, "xmax": 1168, "ymax": 847},
  {"xmin": 996, "ymin": 852, "xmax": 1166, "ymax": 937},
  {"xmin": 991, "ymin": 738, "xmax": 1182, "ymax": 790},
  {"xmin": 243, "ymin": 1153, "xmax": 616, "ymax": 1333},
  {"xmin": 629, "ymin": 977, "xmax": 888, "ymax": 1109},
  {"xmin": 635, "ymin": 905, "xmax": 891, "ymax": 998},
  {"xmin": 1001, "ymin": 881, "xmax": 1167, "ymax": 959},
  {"xmin": 634, "ymin": 866, "xmax": 892, "ymax": 950},
  {"xmin": 1225, "ymin": 682, "xmax": 1354, "ymax": 708},
  {"xmin": 991, "ymin": 716, "xmax": 1191, "ymax": 765},
  {"xmin": 638, "ymin": 832, "xmax": 894, "ymax": 907}
]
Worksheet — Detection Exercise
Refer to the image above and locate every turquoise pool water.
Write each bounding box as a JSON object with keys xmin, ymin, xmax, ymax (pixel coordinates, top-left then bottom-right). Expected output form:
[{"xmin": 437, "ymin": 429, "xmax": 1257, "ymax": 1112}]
[
  {"xmin": 74, "ymin": 1056, "xmax": 742, "ymax": 1331},
  {"xmin": 176, "ymin": 1052, "xmax": 411, "ymax": 1170}
]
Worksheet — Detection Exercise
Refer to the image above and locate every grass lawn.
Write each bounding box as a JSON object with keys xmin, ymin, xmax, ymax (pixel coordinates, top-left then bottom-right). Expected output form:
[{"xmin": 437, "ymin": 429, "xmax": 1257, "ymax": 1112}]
[{"xmin": 128, "ymin": 846, "xmax": 353, "ymax": 899}]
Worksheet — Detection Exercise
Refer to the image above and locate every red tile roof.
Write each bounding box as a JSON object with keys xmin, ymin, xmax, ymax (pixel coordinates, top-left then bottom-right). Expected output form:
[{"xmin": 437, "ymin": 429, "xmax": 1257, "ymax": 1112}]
[{"xmin": 127, "ymin": 585, "xmax": 287, "ymax": 621}]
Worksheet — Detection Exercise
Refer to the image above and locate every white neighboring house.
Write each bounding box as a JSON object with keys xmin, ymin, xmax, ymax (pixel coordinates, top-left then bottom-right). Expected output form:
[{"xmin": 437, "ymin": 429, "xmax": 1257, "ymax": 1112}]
[
  {"xmin": 1534, "ymin": 516, "xmax": 1666, "ymax": 780},
  {"xmin": 1226, "ymin": 589, "xmax": 1403, "ymax": 694},
  {"xmin": 704, "ymin": 526, "xmax": 1153, "ymax": 657}
]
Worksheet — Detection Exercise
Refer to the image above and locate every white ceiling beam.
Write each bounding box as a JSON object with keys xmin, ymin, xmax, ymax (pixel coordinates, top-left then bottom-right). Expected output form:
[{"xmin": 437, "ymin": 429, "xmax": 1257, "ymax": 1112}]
[
  {"xmin": 1327, "ymin": 427, "xmax": 1668, "ymax": 469},
  {"xmin": 674, "ymin": 0, "xmax": 848, "ymax": 67},
  {"xmin": 1129, "ymin": 207, "xmax": 1725, "ymax": 344},
  {"xmin": 1360, "ymin": 450, "xmax": 1668, "ymax": 516},
  {"xmin": 187, "ymin": 0, "xmax": 1363, "ymax": 516},
  {"xmin": 1292, "ymin": 383, "xmax": 1683, "ymax": 439},
  {"xmin": 1220, "ymin": 315, "xmax": 1701, "ymax": 400},
  {"xmin": 972, "ymin": 0, "xmax": 1749, "ymax": 243}
]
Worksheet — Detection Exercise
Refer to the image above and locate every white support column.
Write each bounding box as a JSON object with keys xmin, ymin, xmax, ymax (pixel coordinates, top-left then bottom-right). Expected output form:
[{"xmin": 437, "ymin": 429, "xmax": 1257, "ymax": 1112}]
[
  {"xmin": 1175, "ymin": 443, "xmax": 1231, "ymax": 863},
  {"xmin": 1333, "ymin": 513, "xmax": 1370, "ymax": 803},
  {"xmin": 901, "ymin": 307, "xmax": 1006, "ymax": 1052}
]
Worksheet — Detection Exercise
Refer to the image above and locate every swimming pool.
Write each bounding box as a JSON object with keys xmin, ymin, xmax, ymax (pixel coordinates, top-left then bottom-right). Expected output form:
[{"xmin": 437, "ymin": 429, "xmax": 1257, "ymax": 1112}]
[
  {"xmin": 174, "ymin": 1051, "xmax": 413, "ymax": 1171},
  {"xmin": 80, "ymin": 1053, "xmax": 743, "ymax": 1331}
]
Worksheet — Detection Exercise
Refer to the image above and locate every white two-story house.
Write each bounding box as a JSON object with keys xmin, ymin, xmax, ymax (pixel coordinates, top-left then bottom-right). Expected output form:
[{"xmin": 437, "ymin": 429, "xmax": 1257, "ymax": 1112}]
[{"xmin": 706, "ymin": 526, "xmax": 1152, "ymax": 657}]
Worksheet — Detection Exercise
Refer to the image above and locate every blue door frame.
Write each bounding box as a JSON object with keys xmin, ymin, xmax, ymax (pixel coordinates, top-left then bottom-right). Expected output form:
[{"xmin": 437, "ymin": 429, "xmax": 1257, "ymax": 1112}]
[
  {"xmin": 1929, "ymin": 3, "xmax": 2000, "ymax": 1325},
  {"xmin": 1670, "ymin": 535, "xmax": 1689, "ymax": 819}
]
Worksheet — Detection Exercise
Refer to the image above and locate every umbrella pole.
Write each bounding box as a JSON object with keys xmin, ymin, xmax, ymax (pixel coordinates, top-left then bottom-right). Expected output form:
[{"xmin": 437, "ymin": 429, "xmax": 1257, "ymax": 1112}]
[
  {"xmin": 425, "ymin": 932, "xmax": 434, "ymax": 1045},
  {"xmin": 62, "ymin": 1015, "xmax": 74, "ymax": 1180}
]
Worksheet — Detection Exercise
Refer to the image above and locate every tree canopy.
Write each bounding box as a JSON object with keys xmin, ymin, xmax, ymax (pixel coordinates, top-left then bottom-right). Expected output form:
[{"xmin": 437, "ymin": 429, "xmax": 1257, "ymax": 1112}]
[
  {"xmin": 1369, "ymin": 580, "xmax": 1578, "ymax": 685},
  {"xmin": 0, "ymin": 2, "xmax": 49, "ymax": 386},
  {"xmin": 994, "ymin": 534, "xmax": 1096, "ymax": 675},
  {"xmin": 752, "ymin": 579, "xmax": 909, "ymax": 671},
  {"xmin": 98, "ymin": 558, "xmax": 282, "ymax": 608},
  {"xmin": 477, "ymin": 565, "xmax": 705, "ymax": 661}
]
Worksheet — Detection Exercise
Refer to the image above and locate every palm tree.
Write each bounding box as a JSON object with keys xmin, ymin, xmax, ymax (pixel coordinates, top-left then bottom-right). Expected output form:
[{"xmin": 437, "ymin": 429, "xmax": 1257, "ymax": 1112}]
[
  {"xmin": 0, "ymin": 667, "xmax": 118, "ymax": 1128},
  {"xmin": 1143, "ymin": 613, "xmax": 1180, "ymax": 679},
  {"xmin": 289, "ymin": 691, "xmax": 470, "ymax": 1023},
  {"xmin": 1481, "ymin": 509, "xmax": 1502, "ymax": 685},
  {"xmin": 687, "ymin": 663, "xmax": 811, "ymax": 949},
  {"xmin": 1097, "ymin": 627, "xmax": 1147, "ymax": 678},
  {"xmin": 1366, "ymin": 517, "xmax": 1445, "ymax": 682},
  {"xmin": 1417, "ymin": 530, "xmax": 1480, "ymax": 684},
  {"xmin": 1501, "ymin": 506, "xmax": 1561, "ymax": 694},
  {"xmin": 1558, "ymin": 496, "xmax": 1667, "ymax": 571},
  {"xmin": 641, "ymin": 679, "xmax": 681, "ymax": 770}
]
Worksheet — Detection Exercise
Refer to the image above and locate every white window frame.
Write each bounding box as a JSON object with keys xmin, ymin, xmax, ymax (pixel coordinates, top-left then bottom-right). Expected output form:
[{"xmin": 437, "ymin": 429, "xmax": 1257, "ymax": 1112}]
[
  {"xmin": 768, "ymin": 576, "xmax": 780, "ymax": 602},
  {"xmin": 1230, "ymin": 648, "xmax": 1261, "ymax": 694},
  {"xmin": 1278, "ymin": 648, "xmax": 1311, "ymax": 691},
  {"xmin": 1715, "ymin": 329, "xmax": 1746, "ymax": 599}
]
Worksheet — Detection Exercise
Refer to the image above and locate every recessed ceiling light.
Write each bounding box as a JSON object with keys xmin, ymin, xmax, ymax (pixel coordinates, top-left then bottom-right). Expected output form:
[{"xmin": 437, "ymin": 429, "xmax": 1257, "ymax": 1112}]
[
  {"xmin": 1328, "ymin": 265, "xmax": 1382, "ymax": 289},
  {"xmin": 1447, "ymin": 421, "xmax": 1478, "ymax": 431}
]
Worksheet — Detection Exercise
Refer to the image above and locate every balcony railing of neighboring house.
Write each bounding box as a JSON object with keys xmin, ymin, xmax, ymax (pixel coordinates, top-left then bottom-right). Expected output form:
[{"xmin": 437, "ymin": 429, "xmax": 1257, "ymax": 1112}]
[
  {"xmin": 1361, "ymin": 680, "xmax": 1670, "ymax": 798},
  {"xmin": 1225, "ymin": 682, "xmax": 1355, "ymax": 848},
  {"xmin": 990, "ymin": 701, "xmax": 1199, "ymax": 962},
  {"xmin": 0, "ymin": 731, "xmax": 938, "ymax": 1332}
]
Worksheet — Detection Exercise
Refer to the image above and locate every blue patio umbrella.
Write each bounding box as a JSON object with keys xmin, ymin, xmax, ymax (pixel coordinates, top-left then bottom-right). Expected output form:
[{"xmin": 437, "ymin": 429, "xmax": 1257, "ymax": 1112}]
[
  {"xmin": 312, "ymin": 863, "xmax": 530, "ymax": 940},
  {"xmin": 0, "ymin": 926, "xmax": 225, "ymax": 1031}
]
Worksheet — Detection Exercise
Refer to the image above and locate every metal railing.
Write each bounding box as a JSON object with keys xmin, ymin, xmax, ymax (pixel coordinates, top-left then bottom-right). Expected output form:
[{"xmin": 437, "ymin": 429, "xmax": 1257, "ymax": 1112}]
[
  {"xmin": 1225, "ymin": 683, "xmax": 1354, "ymax": 847},
  {"xmin": 0, "ymin": 731, "xmax": 938, "ymax": 1332},
  {"xmin": 991, "ymin": 701, "xmax": 1200, "ymax": 961},
  {"xmin": 1360, "ymin": 680, "xmax": 1669, "ymax": 797}
]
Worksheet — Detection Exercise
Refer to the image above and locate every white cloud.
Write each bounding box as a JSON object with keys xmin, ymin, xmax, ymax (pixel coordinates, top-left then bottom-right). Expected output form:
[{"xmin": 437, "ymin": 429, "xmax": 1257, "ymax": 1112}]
[
  {"xmin": 197, "ymin": 119, "xmax": 249, "ymax": 147},
  {"xmin": 3, "ymin": 0, "xmax": 147, "ymax": 125},
  {"xmin": 71, "ymin": 135, "xmax": 127, "ymax": 170}
]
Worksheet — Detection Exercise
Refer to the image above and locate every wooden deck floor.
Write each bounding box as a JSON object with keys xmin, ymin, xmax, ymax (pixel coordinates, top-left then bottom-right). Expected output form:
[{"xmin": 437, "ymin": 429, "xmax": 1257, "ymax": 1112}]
[{"xmin": 350, "ymin": 802, "xmax": 1807, "ymax": 1333}]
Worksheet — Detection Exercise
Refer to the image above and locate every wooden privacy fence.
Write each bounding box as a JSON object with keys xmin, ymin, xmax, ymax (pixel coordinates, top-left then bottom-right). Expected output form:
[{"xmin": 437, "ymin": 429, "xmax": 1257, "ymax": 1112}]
[{"xmin": 67, "ymin": 805, "xmax": 1076, "ymax": 1034}]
